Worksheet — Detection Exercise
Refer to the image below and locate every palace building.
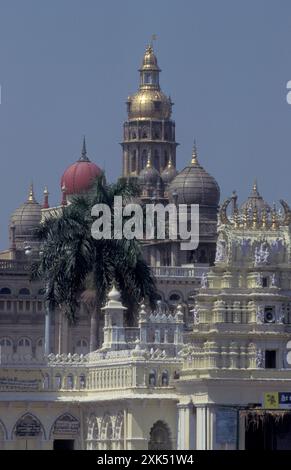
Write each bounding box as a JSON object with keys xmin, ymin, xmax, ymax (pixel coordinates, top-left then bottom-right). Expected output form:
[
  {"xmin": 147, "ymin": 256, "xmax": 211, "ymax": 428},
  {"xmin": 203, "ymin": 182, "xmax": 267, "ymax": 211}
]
[{"xmin": 0, "ymin": 44, "xmax": 290, "ymax": 450}]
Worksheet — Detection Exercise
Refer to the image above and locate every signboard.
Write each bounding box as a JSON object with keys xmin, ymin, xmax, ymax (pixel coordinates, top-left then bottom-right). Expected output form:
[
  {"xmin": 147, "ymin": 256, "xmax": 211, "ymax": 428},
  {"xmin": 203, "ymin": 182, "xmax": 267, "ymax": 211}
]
[
  {"xmin": 216, "ymin": 408, "xmax": 237, "ymax": 444},
  {"xmin": 53, "ymin": 414, "xmax": 80, "ymax": 436},
  {"xmin": 15, "ymin": 415, "xmax": 42, "ymax": 437},
  {"xmin": 263, "ymin": 392, "xmax": 291, "ymax": 409},
  {"xmin": 0, "ymin": 369, "xmax": 42, "ymax": 391}
]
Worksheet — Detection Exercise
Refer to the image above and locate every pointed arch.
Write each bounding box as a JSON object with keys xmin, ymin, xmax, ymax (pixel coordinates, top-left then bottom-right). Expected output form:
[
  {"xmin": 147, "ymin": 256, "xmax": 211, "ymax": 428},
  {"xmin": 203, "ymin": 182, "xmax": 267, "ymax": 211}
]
[
  {"xmin": 50, "ymin": 413, "xmax": 80, "ymax": 439},
  {"xmin": 12, "ymin": 413, "xmax": 45, "ymax": 439},
  {"xmin": 148, "ymin": 420, "xmax": 172, "ymax": 450}
]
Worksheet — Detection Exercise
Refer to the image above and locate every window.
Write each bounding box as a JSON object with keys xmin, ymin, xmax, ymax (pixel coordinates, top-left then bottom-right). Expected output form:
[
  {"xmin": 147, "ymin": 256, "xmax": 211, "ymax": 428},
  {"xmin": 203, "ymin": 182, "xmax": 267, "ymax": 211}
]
[
  {"xmin": 75, "ymin": 339, "xmax": 88, "ymax": 355},
  {"xmin": 55, "ymin": 375, "xmax": 62, "ymax": 390},
  {"xmin": 17, "ymin": 337, "xmax": 32, "ymax": 356},
  {"xmin": 79, "ymin": 375, "xmax": 86, "ymax": 389},
  {"xmin": 67, "ymin": 375, "xmax": 74, "ymax": 389},
  {"xmin": 262, "ymin": 277, "xmax": 269, "ymax": 288},
  {"xmin": 169, "ymin": 293, "xmax": 180, "ymax": 302},
  {"xmin": 264, "ymin": 306, "xmax": 276, "ymax": 323},
  {"xmin": 149, "ymin": 370, "xmax": 157, "ymax": 387},
  {"xmin": 161, "ymin": 370, "xmax": 169, "ymax": 386},
  {"xmin": 19, "ymin": 288, "xmax": 30, "ymax": 296},
  {"xmin": 265, "ymin": 350, "xmax": 276, "ymax": 369},
  {"xmin": 0, "ymin": 288, "xmax": 11, "ymax": 295}
]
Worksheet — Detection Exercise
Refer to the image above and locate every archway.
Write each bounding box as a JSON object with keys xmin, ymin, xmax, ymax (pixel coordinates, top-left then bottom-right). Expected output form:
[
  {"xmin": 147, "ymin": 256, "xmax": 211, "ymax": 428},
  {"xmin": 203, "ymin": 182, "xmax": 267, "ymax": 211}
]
[
  {"xmin": 13, "ymin": 413, "xmax": 44, "ymax": 450},
  {"xmin": 148, "ymin": 420, "xmax": 172, "ymax": 450}
]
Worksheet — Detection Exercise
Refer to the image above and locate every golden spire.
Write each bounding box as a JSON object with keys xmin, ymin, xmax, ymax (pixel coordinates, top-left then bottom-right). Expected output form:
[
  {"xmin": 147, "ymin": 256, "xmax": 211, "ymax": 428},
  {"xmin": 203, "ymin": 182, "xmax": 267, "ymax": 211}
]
[
  {"xmin": 28, "ymin": 183, "xmax": 36, "ymax": 203},
  {"xmin": 191, "ymin": 141, "xmax": 198, "ymax": 165},
  {"xmin": 167, "ymin": 153, "xmax": 173, "ymax": 168},
  {"xmin": 146, "ymin": 152, "xmax": 152, "ymax": 169}
]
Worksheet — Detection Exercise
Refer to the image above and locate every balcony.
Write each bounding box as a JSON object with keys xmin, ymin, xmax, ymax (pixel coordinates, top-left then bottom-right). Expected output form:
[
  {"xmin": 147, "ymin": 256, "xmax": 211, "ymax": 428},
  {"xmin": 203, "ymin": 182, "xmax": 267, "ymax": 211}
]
[
  {"xmin": 151, "ymin": 265, "xmax": 209, "ymax": 279},
  {"xmin": 0, "ymin": 260, "xmax": 31, "ymax": 274}
]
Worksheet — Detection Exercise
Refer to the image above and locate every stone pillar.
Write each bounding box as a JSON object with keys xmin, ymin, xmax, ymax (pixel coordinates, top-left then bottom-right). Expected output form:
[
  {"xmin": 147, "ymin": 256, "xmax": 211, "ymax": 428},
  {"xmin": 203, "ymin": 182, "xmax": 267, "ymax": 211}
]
[{"xmin": 177, "ymin": 402, "xmax": 195, "ymax": 450}]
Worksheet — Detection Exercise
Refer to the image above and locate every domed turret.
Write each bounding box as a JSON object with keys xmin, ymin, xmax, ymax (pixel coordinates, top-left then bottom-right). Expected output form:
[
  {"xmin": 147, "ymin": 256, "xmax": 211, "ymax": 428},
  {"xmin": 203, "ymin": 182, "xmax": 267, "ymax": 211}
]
[
  {"xmin": 169, "ymin": 144, "xmax": 220, "ymax": 206},
  {"xmin": 10, "ymin": 184, "xmax": 41, "ymax": 240},
  {"xmin": 240, "ymin": 180, "xmax": 271, "ymax": 214},
  {"xmin": 139, "ymin": 153, "xmax": 162, "ymax": 187},
  {"xmin": 61, "ymin": 138, "xmax": 102, "ymax": 196},
  {"xmin": 161, "ymin": 155, "xmax": 178, "ymax": 185},
  {"xmin": 126, "ymin": 45, "xmax": 173, "ymax": 120}
]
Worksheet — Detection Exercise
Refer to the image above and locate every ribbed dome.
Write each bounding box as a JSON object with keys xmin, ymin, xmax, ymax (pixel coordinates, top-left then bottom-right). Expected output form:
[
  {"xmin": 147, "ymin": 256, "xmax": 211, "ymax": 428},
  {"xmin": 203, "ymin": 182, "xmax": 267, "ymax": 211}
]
[
  {"xmin": 161, "ymin": 158, "xmax": 178, "ymax": 185},
  {"xmin": 240, "ymin": 181, "xmax": 271, "ymax": 214},
  {"xmin": 10, "ymin": 184, "xmax": 41, "ymax": 238},
  {"xmin": 61, "ymin": 138, "xmax": 102, "ymax": 196},
  {"xmin": 139, "ymin": 156, "xmax": 162, "ymax": 186},
  {"xmin": 140, "ymin": 45, "xmax": 160, "ymax": 71},
  {"xmin": 169, "ymin": 146, "xmax": 220, "ymax": 206},
  {"xmin": 127, "ymin": 89, "xmax": 172, "ymax": 120}
]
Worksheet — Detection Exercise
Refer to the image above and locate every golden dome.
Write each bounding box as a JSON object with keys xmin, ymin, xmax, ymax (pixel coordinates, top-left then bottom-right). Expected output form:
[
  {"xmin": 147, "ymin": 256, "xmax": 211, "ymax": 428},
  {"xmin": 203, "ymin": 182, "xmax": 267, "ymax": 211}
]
[
  {"xmin": 140, "ymin": 45, "xmax": 161, "ymax": 72},
  {"xmin": 126, "ymin": 44, "xmax": 173, "ymax": 120},
  {"xmin": 127, "ymin": 89, "xmax": 172, "ymax": 120}
]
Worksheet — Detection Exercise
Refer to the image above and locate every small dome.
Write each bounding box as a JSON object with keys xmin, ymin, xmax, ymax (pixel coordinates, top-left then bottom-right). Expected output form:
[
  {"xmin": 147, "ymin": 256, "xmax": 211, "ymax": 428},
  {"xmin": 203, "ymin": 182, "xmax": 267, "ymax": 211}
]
[
  {"xmin": 140, "ymin": 45, "xmax": 160, "ymax": 72},
  {"xmin": 10, "ymin": 184, "xmax": 41, "ymax": 239},
  {"xmin": 161, "ymin": 158, "xmax": 178, "ymax": 185},
  {"xmin": 127, "ymin": 89, "xmax": 172, "ymax": 120},
  {"xmin": 240, "ymin": 181, "xmax": 271, "ymax": 214},
  {"xmin": 169, "ymin": 145, "xmax": 220, "ymax": 206},
  {"xmin": 61, "ymin": 138, "xmax": 102, "ymax": 196},
  {"xmin": 139, "ymin": 156, "xmax": 162, "ymax": 187}
]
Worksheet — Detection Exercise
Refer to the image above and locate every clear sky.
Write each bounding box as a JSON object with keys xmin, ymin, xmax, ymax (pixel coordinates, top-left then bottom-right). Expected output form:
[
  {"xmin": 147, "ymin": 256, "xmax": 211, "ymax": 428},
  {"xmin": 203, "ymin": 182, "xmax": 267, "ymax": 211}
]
[{"xmin": 0, "ymin": 0, "xmax": 291, "ymax": 248}]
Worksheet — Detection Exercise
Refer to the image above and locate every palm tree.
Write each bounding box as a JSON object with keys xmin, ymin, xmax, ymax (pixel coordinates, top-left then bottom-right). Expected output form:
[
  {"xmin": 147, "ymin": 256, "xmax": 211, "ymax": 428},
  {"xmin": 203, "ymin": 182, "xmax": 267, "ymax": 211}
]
[{"xmin": 32, "ymin": 175, "xmax": 157, "ymax": 353}]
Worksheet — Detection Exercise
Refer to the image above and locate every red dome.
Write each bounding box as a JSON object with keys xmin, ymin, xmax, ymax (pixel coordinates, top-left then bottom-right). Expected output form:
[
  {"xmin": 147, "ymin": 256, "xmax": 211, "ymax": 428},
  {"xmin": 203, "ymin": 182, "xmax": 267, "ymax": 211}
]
[{"xmin": 61, "ymin": 139, "xmax": 102, "ymax": 195}]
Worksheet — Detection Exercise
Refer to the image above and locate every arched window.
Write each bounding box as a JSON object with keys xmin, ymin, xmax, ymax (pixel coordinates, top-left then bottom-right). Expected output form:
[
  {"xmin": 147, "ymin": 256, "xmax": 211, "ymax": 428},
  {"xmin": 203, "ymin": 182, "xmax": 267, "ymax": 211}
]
[
  {"xmin": 100, "ymin": 415, "xmax": 113, "ymax": 450},
  {"xmin": 79, "ymin": 375, "xmax": 86, "ymax": 389},
  {"xmin": 17, "ymin": 337, "xmax": 32, "ymax": 356},
  {"xmin": 0, "ymin": 337, "xmax": 13, "ymax": 358},
  {"xmin": 19, "ymin": 288, "xmax": 30, "ymax": 296},
  {"xmin": 169, "ymin": 293, "xmax": 181, "ymax": 302},
  {"xmin": 14, "ymin": 414, "xmax": 44, "ymax": 440},
  {"xmin": 149, "ymin": 369, "xmax": 157, "ymax": 387},
  {"xmin": 87, "ymin": 415, "xmax": 98, "ymax": 450},
  {"xmin": 55, "ymin": 374, "xmax": 62, "ymax": 390},
  {"xmin": 43, "ymin": 374, "xmax": 50, "ymax": 390},
  {"xmin": 67, "ymin": 375, "xmax": 74, "ymax": 389},
  {"xmin": 0, "ymin": 288, "xmax": 11, "ymax": 295},
  {"xmin": 75, "ymin": 338, "xmax": 89, "ymax": 355},
  {"xmin": 148, "ymin": 421, "xmax": 172, "ymax": 450},
  {"xmin": 161, "ymin": 370, "xmax": 169, "ymax": 386}
]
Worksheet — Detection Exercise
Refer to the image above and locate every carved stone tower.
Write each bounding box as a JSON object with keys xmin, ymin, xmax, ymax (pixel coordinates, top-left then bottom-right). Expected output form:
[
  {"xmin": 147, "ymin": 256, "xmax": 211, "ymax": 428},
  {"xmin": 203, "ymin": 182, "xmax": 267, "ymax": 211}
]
[{"xmin": 122, "ymin": 44, "xmax": 178, "ymax": 177}]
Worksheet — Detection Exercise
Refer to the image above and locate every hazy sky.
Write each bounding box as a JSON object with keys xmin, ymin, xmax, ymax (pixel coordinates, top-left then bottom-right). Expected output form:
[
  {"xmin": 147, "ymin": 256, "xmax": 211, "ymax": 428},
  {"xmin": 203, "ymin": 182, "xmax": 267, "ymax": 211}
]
[{"xmin": 0, "ymin": 0, "xmax": 291, "ymax": 248}]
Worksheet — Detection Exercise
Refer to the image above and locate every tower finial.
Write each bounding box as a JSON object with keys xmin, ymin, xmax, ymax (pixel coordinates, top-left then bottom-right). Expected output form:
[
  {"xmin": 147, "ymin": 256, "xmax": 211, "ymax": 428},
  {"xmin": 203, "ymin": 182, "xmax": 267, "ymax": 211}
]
[
  {"xmin": 28, "ymin": 182, "xmax": 36, "ymax": 203},
  {"xmin": 191, "ymin": 140, "xmax": 198, "ymax": 164},
  {"xmin": 146, "ymin": 152, "xmax": 152, "ymax": 169},
  {"xmin": 79, "ymin": 136, "xmax": 89, "ymax": 162}
]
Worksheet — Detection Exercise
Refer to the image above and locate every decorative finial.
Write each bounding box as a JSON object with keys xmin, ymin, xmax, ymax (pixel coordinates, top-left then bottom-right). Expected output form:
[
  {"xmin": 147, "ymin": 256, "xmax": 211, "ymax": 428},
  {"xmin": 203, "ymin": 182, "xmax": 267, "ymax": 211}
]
[
  {"xmin": 191, "ymin": 140, "xmax": 198, "ymax": 165},
  {"xmin": 253, "ymin": 179, "xmax": 258, "ymax": 194},
  {"xmin": 167, "ymin": 153, "xmax": 173, "ymax": 168},
  {"xmin": 146, "ymin": 152, "xmax": 152, "ymax": 169},
  {"xmin": 79, "ymin": 136, "xmax": 89, "ymax": 162},
  {"xmin": 28, "ymin": 183, "xmax": 36, "ymax": 203}
]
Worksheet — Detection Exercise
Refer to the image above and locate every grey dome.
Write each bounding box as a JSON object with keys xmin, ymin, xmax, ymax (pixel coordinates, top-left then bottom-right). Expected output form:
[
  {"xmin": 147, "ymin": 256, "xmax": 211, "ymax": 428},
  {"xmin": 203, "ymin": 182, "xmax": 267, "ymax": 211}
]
[
  {"xmin": 169, "ymin": 147, "xmax": 220, "ymax": 206},
  {"xmin": 161, "ymin": 160, "xmax": 178, "ymax": 185},
  {"xmin": 240, "ymin": 181, "xmax": 271, "ymax": 214},
  {"xmin": 10, "ymin": 185, "xmax": 41, "ymax": 239},
  {"xmin": 139, "ymin": 159, "xmax": 162, "ymax": 187}
]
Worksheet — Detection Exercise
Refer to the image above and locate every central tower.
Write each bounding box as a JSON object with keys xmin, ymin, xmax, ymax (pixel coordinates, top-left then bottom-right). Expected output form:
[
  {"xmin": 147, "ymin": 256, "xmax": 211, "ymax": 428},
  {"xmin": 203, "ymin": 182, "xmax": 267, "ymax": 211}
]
[{"xmin": 122, "ymin": 44, "xmax": 178, "ymax": 177}]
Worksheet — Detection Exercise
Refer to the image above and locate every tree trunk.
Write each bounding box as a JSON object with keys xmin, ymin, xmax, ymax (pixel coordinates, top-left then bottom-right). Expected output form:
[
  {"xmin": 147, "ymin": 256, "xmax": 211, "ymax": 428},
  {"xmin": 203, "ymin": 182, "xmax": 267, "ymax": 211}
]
[{"xmin": 89, "ymin": 307, "xmax": 99, "ymax": 352}]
